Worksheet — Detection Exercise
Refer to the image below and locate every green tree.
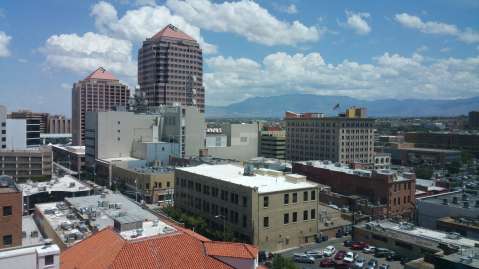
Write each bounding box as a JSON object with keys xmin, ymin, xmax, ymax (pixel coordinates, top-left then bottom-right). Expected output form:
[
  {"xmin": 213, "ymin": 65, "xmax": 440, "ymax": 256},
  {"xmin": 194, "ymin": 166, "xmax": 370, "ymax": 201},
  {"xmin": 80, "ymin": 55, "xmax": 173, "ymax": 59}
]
[
  {"xmin": 447, "ymin": 161, "xmax": 461, "ymax": 175},
  {"xmin": 271, "ymin": 255, "xmax": 299, "ymax": 269},
  {"xmin": 415, "ymin": 166, "xmax": 433, "ymax": 179}
]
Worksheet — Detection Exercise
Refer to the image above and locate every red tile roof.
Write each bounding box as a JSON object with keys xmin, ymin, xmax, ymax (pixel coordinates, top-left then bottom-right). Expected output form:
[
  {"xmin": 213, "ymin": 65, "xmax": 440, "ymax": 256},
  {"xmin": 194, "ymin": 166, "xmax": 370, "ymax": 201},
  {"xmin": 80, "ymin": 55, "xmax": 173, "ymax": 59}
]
[
  {"xmin": 151, "ymin": 24, "xmax": 195, "ymax": 41},
  {"xmin": 84, "ymin": 67, "xmax": 118, "ymax": 81},
  {"xmin": 60, "ymin": 227, "xmax": 258, "ymax": 269},
  {"xmin": 204, "ymin": 241, "xmax": 258, "ymax": 259}
]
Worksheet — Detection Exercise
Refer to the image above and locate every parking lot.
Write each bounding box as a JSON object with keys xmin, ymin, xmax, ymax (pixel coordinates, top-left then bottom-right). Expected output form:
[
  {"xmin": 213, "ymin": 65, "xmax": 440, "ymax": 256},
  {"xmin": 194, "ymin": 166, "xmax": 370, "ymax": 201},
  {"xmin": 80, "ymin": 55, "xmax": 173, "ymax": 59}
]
[{"xmin": 279, "ymin": 236, "xmax": 405, "ymax": 269}]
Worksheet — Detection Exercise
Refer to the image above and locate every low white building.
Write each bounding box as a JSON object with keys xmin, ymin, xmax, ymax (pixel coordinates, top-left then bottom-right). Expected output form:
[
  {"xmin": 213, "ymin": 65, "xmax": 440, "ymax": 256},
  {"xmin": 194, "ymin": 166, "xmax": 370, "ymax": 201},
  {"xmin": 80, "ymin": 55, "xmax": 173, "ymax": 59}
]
[{"xmin": 0, "ymin": 242, "xmax": 60, "ymax": 269}]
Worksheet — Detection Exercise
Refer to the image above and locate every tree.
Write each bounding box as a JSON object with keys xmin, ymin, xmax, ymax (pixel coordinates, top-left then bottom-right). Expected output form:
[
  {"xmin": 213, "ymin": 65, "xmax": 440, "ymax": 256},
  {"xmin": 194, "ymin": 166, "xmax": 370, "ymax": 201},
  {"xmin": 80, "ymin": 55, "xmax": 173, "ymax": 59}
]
[
  {"xmin": 271, "ymin": 255, "xmax": 299, "ymax": 269},
  {"xmin": 447, "ymin": 161, "xmax": 461, "ymax": 175},
  {"xmin": 415, "ymin": 166, "xmax": 433, "ymax": 179}
]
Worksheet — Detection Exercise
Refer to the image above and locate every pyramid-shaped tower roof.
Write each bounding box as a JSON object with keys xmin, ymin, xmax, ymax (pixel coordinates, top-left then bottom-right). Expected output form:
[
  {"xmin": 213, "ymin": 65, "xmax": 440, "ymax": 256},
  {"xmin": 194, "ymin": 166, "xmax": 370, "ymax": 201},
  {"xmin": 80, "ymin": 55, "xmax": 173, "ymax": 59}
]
[
  {"xmin": 151, "ymin": 24, "xmax": 195, "ymax": 41},
  {"xmin": 84, "ymin": 67, "xmax": 118, "ymax": 81}
]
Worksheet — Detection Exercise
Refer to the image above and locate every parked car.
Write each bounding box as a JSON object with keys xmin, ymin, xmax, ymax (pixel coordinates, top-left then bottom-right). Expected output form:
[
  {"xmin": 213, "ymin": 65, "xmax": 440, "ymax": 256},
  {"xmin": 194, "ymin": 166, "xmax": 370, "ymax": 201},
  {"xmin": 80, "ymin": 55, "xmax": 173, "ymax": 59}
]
[
  {"xmin": 343, "ymin": 252, "xmax": 355, "ymax": 263},
  {"xmin": 366, "ymin": 258, "xmax": 378, "ymax": 269},
  {"xmin": 363, "ymin": 246, "xmax": 376, "ymax": 254},
  {"xmin": 386, "ymin": 251, "xmax": 401, "ymax": 261},
  {"xmin": 324, "ymin": 246, "xmax": 337, "ymax": 257},
  {"xmin": 354, "ymin": 256, "xmax": 366, "ymax": 268},
  {"xmin": 320, "ymin": 258, "xmax": 336, "ymax": 268},
  {"xmin": 351, "ymin": 242, "xmax": 368, "ymax": 250},
  {"xmin": 305, "ymin": 250, "xmax": 323, "ymax": 259},
  {"xmin": 379, "ymin": 264, "xmax": 390, "ymax": 269},
  {"xmin": 293, "ymin": 253, "xmax": 315, "ymax": 264},
  {"xmin": 334, "ymin": 250, "xmax": 347, "ymax": 260},
  {"xmin": 336, "ymin": 230, "xmax": 344, "ymax": 238},
  {"xmin": 343, "ymin": 240, "xmax": 353, "ymax": 247},
  {"xmin": 374, "ymin": 248, "xmax": 391, "ymax": 258}
]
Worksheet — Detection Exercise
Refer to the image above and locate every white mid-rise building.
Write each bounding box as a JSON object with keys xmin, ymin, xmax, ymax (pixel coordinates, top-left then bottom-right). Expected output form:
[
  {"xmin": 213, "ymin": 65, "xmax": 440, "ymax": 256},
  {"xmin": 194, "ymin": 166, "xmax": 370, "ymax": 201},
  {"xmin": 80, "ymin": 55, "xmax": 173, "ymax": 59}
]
[{"xmin": 0, "ymin": 242, "xmax": 60, "ymax": 269}]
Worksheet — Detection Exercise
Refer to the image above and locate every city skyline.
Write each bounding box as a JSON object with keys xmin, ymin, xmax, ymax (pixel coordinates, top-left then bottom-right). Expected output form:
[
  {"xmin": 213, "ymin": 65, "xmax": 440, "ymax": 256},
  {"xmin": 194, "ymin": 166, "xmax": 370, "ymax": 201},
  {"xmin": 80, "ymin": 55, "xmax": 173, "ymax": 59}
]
[{"xmin": 0, "ymin": 0, "xmax": 478, "ymax": 116}]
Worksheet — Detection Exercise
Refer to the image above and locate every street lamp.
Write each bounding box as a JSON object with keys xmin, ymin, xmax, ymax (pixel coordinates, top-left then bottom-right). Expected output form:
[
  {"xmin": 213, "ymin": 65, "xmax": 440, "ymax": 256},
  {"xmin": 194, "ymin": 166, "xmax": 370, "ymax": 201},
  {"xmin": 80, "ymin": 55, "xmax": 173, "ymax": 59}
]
[{"xmin": 215, "ymin": 215, "xmax": 226, "ymax": 240}]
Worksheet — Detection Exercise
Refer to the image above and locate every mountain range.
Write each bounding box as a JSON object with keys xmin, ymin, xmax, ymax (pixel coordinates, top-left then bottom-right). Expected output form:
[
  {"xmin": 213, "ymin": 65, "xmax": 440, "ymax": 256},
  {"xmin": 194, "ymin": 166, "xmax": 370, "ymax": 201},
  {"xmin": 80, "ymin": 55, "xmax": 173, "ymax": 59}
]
[{"xmin": 206, "ymin": 94, "xmax": 479, "ymax": 118}]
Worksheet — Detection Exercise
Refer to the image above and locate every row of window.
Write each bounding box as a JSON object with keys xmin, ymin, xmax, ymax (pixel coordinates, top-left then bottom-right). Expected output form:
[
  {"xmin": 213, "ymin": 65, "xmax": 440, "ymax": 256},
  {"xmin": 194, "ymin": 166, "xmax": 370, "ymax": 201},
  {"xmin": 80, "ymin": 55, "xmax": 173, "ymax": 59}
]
[
  {"xmin": 178, "ymin": 178, "xmax": 248, "ymax": 207},
  {"xmin": 392, "ymin": 195, "xmax": 411, "ymax": 206},
  {"xmin": 263, "ymin": 190, "xmax": 316, "ymax": 208},
  {"xmin": 286, "ymin": 121, "xmax": 373, "ymax": 128},
  {"xmin": 263, "ymin": 209, "xmax": 316, "ymax": 227}
]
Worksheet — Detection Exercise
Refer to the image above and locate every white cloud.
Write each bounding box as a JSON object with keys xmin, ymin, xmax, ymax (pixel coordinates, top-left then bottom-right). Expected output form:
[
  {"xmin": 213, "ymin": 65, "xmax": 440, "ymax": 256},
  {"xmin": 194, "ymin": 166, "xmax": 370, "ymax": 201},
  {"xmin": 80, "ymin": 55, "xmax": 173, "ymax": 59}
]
[
  {"xmin": 395, "ymin": 13, "xmax": 479, "ymax": 43},
  {"xmin": 91, "ymin": 1, "xmax": 217, "ymax": 53},
  {"xmin": 273, "ymin": 3, "xmax": 298, "ymax": 14},
  {"xmin": 205, "ymin": 52, "xmax": 479, "ymax": 106},
  {"xmin": 344, "ymin": 11, "xmax": 371, "ymax": 35},
  {"xmin": 41, "ymin": 32, "xmax": 136, "ymax": 82},
  {"xmin": 0, "ymin": 31, "xmax": 12, "ymax": 57},
  {"xmin": 166, "ymin": 0, "xmax": 320, "ymax": 46},
  {"xmin": 17, "ymin": 58, "xmax": 28, "ymax": 63},
  {"xmin": 440, "ymin": 47, "xmax": 451, "ymax": 53}
]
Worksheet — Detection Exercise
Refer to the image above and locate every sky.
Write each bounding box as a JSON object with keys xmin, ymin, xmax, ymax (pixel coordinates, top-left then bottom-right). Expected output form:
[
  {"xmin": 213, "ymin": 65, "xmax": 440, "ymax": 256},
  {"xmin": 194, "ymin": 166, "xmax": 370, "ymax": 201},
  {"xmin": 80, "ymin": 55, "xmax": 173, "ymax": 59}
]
[{"xmin": 0, "ymin": 0, "xmax": 478, "ymax": 116}]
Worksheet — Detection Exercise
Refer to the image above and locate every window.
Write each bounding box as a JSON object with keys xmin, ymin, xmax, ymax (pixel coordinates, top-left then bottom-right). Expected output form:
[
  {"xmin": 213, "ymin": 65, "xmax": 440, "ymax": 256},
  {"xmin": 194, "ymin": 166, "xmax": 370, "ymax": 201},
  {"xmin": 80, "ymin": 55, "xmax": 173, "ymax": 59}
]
[
  {"xmin": 292, "ymin": 212, "xmax": 298, "ymax": 223},
  {"xmin": 283, "ymin": 213, "xmax": 289, "ymax": 224},
  {"xmin": 3, "ymin": 206, "xmax": 12, "ymax": 216},
  {"xmin": 303, "ymin": 210, "xmax": 308, "ymax": 221},
  {"xmin": 45, "ymin": 255, "xmax": 54, "ymax": 265},
  {"xmin": 242, "ymin": 196, "xmax": 247, "ymax": 207},
  {"xmin": 2, "ymin": 235, "xmax": 12, "ymax": 246},
  {"xmin": 167, "ymin": 181, "xmax": 170, "ymax": 188},
  {"xmin": 311, "ymin": 209, "xmax": 316, "ymax": 220},
  {"xmin": 303, "ymin": 191, "xmax": 309, "ymax": 201},
  {"xmin": 284, "ymin": 194, "xmax": 289, "ymax": 205},
  {"xmin": 263, "ymin": 196, "xmax": 269, "ymax": 208},
  {"xmin": 311, "ymin": 190, "xmax": 316, "ymax": 200},
  {"xmin": 292, "ymin": 193, "xmax": 298, "ymax": 203},
  {"xmin": 263, "ymin": 217, "xmax": 269, "ymax": 228},
  {"xmin": 240, "ymin": 137, "xmax": 248, "ymax": 142}
]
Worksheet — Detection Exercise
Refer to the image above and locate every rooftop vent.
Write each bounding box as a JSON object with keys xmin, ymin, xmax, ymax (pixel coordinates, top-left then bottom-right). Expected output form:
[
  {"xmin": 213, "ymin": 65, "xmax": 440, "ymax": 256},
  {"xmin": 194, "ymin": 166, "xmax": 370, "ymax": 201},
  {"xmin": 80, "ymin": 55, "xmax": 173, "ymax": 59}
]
[
  {"xmin": 136, "ymin": 228, "xmax": 143, "ymax": 236},
  {"xmin": 152, "ymin": 220, "xmax": 159, "ymax": 227},
  {"xmin": 446, "ymin": 232, "xmax": 461, "ymax": 240}
]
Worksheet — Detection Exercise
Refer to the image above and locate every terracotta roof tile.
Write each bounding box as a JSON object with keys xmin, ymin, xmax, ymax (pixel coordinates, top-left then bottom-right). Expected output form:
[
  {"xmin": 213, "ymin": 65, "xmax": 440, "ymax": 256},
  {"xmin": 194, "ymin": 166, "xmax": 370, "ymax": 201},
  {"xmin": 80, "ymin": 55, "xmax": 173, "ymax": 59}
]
[
  {"xmin": 204, "ymin": 241, "xmax": 258, "ymax": 259},
  {"xmin": 60, "ymin": 227, "xmax": 256, "ymax": 269}
]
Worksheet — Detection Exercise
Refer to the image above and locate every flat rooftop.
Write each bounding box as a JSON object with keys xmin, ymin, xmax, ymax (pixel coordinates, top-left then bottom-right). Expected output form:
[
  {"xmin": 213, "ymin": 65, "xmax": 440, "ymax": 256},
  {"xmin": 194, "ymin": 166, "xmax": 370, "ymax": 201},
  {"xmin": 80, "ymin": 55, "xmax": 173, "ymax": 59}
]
[
  {"xmin": 297, "ymin": 160, "xmax": 411, "ymax": 182},
  {"xmin": 418, "ymin": 190, "xmax": 479, "ymax": 210},
  {"xmin": 360, "ymin": 221, "xmax": 479, "ymax": 249},
  {"xmin": 65, "ymin": 193, "xmax": 159, "ymax": 230},
  {"xmin": 126, "ymin": 166, "xmax": 175, "ymax": 175},
  {"xmin": 22, "ymin": 215, "xmax": 44, "ymax": 246},
  {"xmin": 19, "ymin": 175, "xmax": 91, "ymax": 196},
  {"xmin": 400, "ymin": 147, "xmax": 461, "ymax": 154},
  {"xmin": 177, "ymin": 164, "xmax": 318, "ymax": 193}
]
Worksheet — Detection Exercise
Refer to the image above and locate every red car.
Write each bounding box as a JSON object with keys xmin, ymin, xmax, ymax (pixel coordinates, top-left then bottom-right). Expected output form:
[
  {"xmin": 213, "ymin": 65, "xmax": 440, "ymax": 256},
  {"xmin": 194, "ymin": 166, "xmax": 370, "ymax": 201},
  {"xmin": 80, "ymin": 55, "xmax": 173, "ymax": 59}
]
[
  {"xmin": 320, "ymin": 258, "xmax": 335, "ymax": 267},
  {"xmin": 334, "ymin": 250, "xmax": 347, "ymax": 260},
  {"xmin": 351, "ymin": 242, "xmax": 368, "ymax": 250}
]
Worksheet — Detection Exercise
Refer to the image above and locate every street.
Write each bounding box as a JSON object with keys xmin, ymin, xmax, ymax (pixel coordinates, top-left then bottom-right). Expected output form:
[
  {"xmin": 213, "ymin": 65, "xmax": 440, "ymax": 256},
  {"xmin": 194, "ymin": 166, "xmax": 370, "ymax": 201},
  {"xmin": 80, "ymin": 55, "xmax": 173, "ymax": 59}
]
[{"xmin": 279, "ymin": 236, "xmax": 405, "ymax": 269}]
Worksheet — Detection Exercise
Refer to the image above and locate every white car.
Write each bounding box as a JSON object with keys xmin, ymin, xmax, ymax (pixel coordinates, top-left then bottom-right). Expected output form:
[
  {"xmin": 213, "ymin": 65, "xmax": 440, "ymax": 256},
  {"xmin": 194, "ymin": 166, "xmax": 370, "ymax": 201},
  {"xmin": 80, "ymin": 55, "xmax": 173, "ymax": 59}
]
[
  {"xmin": 354, "ymin": 256, "xmax": 366, "ymax": 268},
  {"xmin": 293, "ymin": 253, "xmax": 315, "ymax": 264},
  {"xmin": 344, "ymin": 252, "xmax": 355, "ymax": 263},
  {"xmin": 363, "ymin": 245, "xmax": 376, "ymax": 254},
  {"xmin": 305, "ymin": 250, "xmax": 323, "ymax": 259},
  {"xmin": 323, "ymin": 246, "xmax": 336, "ymax": 257}
]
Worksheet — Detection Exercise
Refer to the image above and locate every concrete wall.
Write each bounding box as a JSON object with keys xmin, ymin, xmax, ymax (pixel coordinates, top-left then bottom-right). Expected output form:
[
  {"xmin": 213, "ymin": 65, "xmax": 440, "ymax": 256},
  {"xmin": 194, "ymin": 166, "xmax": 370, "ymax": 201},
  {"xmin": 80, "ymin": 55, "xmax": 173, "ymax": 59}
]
[
  {"xmin": 131, "ymin": 141, "xmax": 180, "ymax": 165},
  {"xmin": 183, "ymin": 106, "xmax": 205, "ymax": 157},
  {"xmin": 207, "ymin": 123, "xmax": 259, "ymax": 161},
  {"xmin": 6, "ymin": 119, "xmax": 27, "ymax": 150}
]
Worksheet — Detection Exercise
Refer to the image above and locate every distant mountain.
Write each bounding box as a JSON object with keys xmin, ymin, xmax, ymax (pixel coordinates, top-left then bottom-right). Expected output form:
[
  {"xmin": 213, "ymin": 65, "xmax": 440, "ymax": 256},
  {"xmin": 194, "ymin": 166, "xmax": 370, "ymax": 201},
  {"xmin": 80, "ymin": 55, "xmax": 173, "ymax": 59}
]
[{"xmin": 206, "ymin": 94, "xmax": 479, "ymax": 118}]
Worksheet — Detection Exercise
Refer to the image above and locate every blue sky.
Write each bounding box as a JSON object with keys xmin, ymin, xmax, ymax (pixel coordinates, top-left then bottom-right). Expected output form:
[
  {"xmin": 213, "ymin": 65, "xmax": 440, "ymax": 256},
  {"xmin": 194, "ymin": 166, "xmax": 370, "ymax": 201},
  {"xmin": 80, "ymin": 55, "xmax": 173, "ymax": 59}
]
[{"xmin": 0, "ymin": 0, "xmax": 478, "ymax": 116}]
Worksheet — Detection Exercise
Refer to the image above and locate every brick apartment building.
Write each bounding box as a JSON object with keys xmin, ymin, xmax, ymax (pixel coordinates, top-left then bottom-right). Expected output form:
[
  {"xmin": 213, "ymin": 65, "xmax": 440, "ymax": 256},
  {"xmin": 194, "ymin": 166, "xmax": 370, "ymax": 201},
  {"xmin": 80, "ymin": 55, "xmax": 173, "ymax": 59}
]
[
  {"xmin": 72, "ymin": 67, "xmax": 130, "ymax": 145},
  {"xmin": 293, "ymin": 161, "xmax": 416, "ymax": 220},
  {"xmin": 138, "ymin": 24, "xmax": 205, "ymax": 112},
  {"xmin": 285, "ymin": 107, "xmax": 375, "ymax": 165},
  {"xmin": 0, "ymin": 175, "xmax": 22, "ymax": 249}
]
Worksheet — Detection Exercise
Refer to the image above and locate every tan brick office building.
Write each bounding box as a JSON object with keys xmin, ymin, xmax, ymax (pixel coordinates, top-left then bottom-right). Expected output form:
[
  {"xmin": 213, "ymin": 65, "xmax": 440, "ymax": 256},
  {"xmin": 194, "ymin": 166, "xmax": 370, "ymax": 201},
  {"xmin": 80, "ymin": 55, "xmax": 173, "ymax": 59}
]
[
  {"xmin": 285, "ymin": 107, "xmax": 375, "ymax": 165},
  {"xmin": 175, "ymin": 164, "xmax": 323, "ymax": 251}
]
